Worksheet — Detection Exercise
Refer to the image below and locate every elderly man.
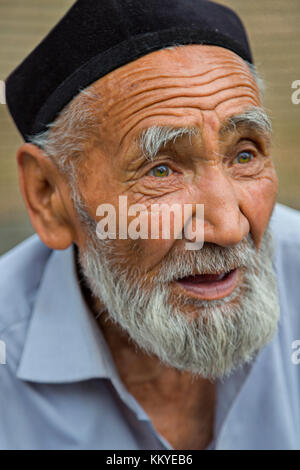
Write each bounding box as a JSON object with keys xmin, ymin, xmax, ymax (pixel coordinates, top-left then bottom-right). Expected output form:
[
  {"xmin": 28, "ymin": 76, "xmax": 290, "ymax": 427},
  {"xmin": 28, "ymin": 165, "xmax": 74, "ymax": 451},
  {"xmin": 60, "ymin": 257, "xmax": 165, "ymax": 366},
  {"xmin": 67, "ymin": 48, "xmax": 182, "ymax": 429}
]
[{"xmin": 0, "ymin": 0, "xmax": 299, "ymax": 450}]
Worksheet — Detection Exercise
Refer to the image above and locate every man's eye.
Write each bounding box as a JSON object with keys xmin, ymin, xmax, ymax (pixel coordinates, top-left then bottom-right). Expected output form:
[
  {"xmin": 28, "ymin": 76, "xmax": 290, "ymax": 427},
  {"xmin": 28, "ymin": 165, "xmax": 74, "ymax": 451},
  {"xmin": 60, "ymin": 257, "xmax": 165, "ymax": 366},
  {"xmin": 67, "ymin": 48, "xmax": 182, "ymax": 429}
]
[
  {"xmin": 233, "ymin": 151, "xmax": 255, "ymax": 164},
  {"xmin": 148, "ymin": 164, "xmax": 173, "ymax": 177}
]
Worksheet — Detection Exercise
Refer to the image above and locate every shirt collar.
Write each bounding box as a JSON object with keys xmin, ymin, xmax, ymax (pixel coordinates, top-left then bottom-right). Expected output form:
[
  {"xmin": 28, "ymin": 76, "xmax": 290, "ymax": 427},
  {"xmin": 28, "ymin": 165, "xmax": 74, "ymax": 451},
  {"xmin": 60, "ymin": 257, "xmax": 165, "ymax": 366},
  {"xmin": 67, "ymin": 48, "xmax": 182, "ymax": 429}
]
[{"xmin": 16, "ymin": 244, "xmax": 114, "ymax": 383}]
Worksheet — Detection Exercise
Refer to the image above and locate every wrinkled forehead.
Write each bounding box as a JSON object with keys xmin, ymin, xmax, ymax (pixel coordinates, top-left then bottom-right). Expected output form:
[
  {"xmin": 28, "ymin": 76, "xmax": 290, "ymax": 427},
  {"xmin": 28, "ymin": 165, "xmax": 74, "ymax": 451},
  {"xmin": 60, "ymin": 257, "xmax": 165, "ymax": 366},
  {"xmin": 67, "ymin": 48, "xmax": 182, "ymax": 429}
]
[
  {"xmin": 94, "ymin": 45, "xmax": 254, "ymax": 89},
  {"xmin": 89, "ymin": 45, "xmax": 261, "ymax": 156}
]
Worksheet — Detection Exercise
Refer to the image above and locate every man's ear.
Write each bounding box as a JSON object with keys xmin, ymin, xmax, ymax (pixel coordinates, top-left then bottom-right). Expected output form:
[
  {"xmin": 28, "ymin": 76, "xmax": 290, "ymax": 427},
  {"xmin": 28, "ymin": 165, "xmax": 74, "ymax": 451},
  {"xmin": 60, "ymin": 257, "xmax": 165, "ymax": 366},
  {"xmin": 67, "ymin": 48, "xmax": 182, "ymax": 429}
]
[{"xmin": 17, "ymin": 143, "xmax": 77, "ymax": 250}]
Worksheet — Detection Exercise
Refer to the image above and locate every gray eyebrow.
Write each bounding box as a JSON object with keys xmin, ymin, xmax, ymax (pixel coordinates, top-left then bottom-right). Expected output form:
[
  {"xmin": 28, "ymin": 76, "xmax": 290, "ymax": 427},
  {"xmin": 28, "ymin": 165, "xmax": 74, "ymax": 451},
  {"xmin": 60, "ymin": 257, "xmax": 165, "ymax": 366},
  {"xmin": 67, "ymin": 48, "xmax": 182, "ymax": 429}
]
[
  {"xmin": 220, "ymin": 107, "xmax": 272, "ymax": 138},
  {"xmin": 138, "ymin": 107, "xmax": 271, "ymax": 161},
  {"xmin": 139, "ymin": 126, "xmax": 198, "ymax": 161}
]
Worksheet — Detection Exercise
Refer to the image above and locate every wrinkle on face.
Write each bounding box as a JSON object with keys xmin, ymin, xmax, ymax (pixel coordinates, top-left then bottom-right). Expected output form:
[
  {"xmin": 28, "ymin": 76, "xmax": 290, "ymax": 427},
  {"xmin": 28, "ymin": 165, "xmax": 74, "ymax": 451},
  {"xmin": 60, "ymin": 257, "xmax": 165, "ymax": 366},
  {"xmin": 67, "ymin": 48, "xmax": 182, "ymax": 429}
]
[
  {"xmin": 90, "ymin": 45, "xmax": 260, "ymax": 159},
  {"xmin": 113, "ymin": 77, "xmax": 257, "ymax": 121},
  {"xmin": 72, "ymin": 45, "xmax": 277, "ymax": 265}
]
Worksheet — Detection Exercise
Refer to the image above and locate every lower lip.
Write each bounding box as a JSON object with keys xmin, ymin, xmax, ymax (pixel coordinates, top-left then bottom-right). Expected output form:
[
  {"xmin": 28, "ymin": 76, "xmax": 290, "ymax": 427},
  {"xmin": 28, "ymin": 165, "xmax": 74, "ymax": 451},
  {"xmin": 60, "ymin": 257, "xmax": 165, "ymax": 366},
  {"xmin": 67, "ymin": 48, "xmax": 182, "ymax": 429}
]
[{"xmin": 175, "ymin": 268, "xmax": 239, "ymax": 300}]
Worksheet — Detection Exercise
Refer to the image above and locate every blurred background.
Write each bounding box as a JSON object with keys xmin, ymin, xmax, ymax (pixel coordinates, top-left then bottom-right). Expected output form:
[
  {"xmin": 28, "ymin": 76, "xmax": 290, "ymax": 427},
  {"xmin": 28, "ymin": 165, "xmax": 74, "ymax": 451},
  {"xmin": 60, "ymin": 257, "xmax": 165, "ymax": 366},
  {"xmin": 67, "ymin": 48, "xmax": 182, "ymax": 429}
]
[{"xmin": 0, "ymin": 0, "xmax": 299, "ymax": 255}]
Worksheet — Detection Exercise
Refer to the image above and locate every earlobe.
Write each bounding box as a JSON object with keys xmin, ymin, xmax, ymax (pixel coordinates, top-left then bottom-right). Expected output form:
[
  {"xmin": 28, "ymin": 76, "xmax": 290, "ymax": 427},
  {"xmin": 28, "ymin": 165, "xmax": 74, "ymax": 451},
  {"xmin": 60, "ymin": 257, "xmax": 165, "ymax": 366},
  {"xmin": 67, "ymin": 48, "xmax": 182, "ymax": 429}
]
[{"xmin": 17, "ymin": 143, "xmax": 75, "ymax": 250}]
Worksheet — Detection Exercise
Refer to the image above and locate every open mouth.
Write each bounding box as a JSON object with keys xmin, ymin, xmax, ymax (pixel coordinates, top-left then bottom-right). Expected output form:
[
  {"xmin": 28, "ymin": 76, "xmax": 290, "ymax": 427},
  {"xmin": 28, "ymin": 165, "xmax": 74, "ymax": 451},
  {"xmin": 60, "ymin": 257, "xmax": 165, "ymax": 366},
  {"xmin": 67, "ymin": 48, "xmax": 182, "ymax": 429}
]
[{"xmin": 175, "ymin": 268, "xmax": 239, "ymax": 300}]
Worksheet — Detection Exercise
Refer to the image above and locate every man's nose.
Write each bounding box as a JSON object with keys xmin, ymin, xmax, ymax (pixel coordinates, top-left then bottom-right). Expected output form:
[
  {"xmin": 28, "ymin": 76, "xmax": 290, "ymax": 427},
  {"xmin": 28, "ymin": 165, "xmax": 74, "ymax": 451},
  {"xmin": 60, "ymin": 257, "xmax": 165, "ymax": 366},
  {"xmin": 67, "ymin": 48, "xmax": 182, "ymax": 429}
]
[{"xmin": 194, "ymin": 167, "xmax": 250, "ymax": 247}]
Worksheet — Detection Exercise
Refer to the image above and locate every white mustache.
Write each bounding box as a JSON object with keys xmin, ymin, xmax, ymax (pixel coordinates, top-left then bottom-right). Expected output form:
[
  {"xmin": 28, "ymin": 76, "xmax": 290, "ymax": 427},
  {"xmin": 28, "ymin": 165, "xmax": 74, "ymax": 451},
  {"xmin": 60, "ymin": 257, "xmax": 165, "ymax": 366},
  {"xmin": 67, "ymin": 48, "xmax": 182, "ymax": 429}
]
[{"xmin": 140, "ymin": 234, "xmax": 257, "ymax": 285}]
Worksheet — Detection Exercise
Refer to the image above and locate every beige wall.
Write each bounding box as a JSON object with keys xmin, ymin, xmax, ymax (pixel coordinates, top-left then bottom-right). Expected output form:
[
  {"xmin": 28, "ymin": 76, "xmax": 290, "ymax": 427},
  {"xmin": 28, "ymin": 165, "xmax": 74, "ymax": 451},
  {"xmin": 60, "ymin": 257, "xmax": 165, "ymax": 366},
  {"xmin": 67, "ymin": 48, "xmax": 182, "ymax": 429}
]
[{"xmin": 0, "ymin": 0, "xmax": 299, "ymax": 254}]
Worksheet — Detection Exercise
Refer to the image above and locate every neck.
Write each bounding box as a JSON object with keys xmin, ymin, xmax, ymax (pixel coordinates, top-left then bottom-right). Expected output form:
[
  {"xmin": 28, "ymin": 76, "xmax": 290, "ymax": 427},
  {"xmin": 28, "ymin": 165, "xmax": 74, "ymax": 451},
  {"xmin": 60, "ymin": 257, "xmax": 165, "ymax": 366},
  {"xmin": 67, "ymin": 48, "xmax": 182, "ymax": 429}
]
[{"xmin": 97, "ymin": 312, "xmax": 216, "ymax": 450}]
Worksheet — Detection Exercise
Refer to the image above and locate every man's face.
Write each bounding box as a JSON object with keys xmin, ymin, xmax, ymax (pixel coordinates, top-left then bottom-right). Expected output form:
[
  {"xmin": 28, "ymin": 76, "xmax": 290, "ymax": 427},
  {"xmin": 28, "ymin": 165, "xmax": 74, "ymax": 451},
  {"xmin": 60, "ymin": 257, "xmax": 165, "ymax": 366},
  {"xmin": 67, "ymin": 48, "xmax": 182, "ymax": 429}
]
[
  {"xmin": 70, "ymin": 45, "xmax": 279, "ymax": 378},
  {"xmin": 75, "ymin": 45, "xmax": 277, "ymax": 263}
]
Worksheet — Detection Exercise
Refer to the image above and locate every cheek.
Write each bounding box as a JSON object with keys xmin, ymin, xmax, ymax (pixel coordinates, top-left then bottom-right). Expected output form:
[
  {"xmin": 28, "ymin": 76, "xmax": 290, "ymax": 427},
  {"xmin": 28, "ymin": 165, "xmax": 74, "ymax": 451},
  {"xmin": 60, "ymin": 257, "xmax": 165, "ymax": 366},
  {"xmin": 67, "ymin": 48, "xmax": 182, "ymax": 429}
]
[
  {"xmin": 114, "ymin": 206, "xmax": 185, "ymax": 273},
  {"xmin": 117, "ymin": 186, "xmax": 197, "ymax": 272},
  {"xmin": 239, "ymin": 170, "xmax": 278, "ymax": 247},
  {"xmin": 135, "ymin": 238, "xmax": 177, "ymax": 273}
]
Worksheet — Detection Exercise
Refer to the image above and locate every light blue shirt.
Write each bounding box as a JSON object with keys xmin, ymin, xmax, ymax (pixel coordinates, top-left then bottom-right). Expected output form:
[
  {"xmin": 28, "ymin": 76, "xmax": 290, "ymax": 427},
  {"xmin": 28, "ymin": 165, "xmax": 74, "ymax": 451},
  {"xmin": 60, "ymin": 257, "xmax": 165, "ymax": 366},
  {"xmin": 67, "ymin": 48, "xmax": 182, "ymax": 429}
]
[{"xmin": 0, "ymin": 203, "xmax": 300, "ymax": 450}]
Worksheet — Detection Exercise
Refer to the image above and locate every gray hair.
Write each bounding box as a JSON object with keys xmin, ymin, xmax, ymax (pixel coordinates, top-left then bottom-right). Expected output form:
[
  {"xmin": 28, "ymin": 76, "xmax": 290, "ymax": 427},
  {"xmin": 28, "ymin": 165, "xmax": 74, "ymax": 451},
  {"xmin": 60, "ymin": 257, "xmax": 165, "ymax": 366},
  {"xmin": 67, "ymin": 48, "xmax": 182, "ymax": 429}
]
[
  {"xmin": 29, "ymin": 86, "xmax": 101, "ymax": 177},
  {"xmin": 28, "ymin": 47, "xmax": 266, "ymax": 189}
]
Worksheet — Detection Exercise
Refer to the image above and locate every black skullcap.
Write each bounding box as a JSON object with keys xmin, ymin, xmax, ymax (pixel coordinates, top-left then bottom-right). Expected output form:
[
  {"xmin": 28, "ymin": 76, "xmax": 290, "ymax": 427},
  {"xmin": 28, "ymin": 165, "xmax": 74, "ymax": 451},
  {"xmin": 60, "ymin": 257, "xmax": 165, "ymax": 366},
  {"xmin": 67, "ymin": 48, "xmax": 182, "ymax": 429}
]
[{"xmin": 6, "ymin": 0, "xmax": 253, "ymax": 141}]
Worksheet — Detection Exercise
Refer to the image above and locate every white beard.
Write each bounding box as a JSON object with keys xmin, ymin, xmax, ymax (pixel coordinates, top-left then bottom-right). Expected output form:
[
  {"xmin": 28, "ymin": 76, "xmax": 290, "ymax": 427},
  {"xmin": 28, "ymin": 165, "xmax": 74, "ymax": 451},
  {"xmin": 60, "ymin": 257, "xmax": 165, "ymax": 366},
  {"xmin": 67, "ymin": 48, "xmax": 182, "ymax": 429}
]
[{"xmin": 77, "ymin": 211, "xmax": 280, "ymax": 380}]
